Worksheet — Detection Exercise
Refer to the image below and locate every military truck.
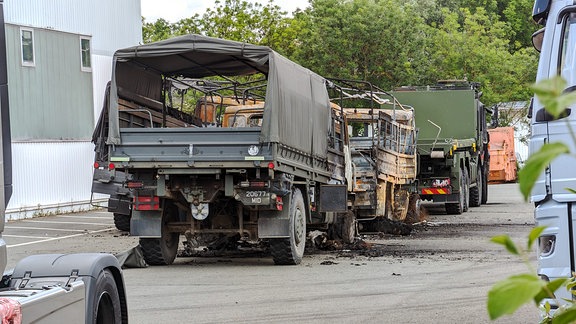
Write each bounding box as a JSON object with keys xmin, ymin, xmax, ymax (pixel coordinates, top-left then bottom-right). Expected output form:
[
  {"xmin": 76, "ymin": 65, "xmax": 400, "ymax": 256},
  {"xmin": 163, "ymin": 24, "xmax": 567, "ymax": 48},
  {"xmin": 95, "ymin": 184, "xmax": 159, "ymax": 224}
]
[
  {"xmin": 0, "ymin": 1, "xmax": 128, "ymax": 322},
  {"xmin": 92, "ymin": 34, "xmax": 348, "ymax": 265},
  {"xmin": 326, "ymin": 79, "xmax": 419, "ymax": 232},
  {"xmin": 392, "ymin": 81, "xmax": 489, "ymax": 214}
]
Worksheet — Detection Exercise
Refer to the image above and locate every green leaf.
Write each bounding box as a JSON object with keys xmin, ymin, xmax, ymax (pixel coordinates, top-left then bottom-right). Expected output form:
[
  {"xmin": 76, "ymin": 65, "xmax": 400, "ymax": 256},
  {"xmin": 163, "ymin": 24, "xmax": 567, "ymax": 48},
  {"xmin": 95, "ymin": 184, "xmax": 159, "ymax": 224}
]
[
  {"xmin": 552, "ymin": 307, "xmax": 576, "ymax": 324},
  {"xmin": 491, "ymin": 235, "xmax": 519, "ymax": 255},
  {"xmin": 565, "ymin": 188, "xmax": 576, "ymax": 194},
  {"xmin": 518, "ymin": 142, "xmax": 570, "ymax": 201},
  {"xmin": 487, "ymin": 274, "xmax": 544, "ymax": 320},
  {"xmin": 531, "ymin": 76, "xmax": 575, "ymax": 118},
  {"xmin": 557, "ymin": 91, "xmax": 576, "ymax": 115},
  {"xmin": 566, "ymin": 279, "xmax": 576, "ymax": 291},
  {"xmin": 533, "ymin": 278, "xmax": 567, "ymax": 304},
  {"xmin": 528, "ymin": 226, "xmax": 547, "ymax": 250},
  {"xmin": 545, "ymin": 301, "xmax": 551, "ymax": 316}
]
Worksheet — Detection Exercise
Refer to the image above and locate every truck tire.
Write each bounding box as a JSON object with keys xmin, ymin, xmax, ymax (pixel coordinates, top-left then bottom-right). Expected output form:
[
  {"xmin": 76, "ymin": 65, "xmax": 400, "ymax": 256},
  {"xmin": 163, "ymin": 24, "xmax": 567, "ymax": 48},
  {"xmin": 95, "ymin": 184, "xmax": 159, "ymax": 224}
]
[
  {"xmin": 113, "ymin": 213, "xmax": 131, "ymax": 232},
  {"xmin": 91, "ymin": 268, "xmax": 122, "ymax": 324},
  {"xmin": 481, "ymin": 169, "xmax": 488, "ymax": 204},
  {"xmin": 462, "ymin": 168, "xmax": 470, "ymax": 212},
  {"xmin": 139, "ymin": 201, "xmax": 179, "ymax": 265},
  {"xmin": 446, "ymin": 171, "xmax": 466, "ymax": 215},
  {"xmin": 469, "ymin": 169, "xmax": 482, "ymax": 207},
  {"xmin": 328, "ymin": 211, "xmax": 356, "ymax": 244},
  {"xmin": 270, "ymin": 188, "xmax": 306, "ymax": 265}
]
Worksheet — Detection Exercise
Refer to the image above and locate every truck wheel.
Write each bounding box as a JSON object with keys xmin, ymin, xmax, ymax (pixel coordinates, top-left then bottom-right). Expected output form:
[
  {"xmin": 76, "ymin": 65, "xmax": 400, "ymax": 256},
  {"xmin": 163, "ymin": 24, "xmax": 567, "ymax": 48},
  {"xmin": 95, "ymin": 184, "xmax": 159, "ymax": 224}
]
[
  {"xmin": 139, "ymin": 202, "xmax": 179, "ymax": 265},
  {"xmin": 462, "ymin": 168, "xmax": 470, "ymax": 212},
  {"xmin": 270, "ymin": 188, "xmax": 306, "ymax": 265},
  {"xmin": 113, "ymin": 213, "xmax": 131, "ymax": 232},
  {"xmin": 481, "ymin": 169, "xmax": 488, "ymax": 204},
  {"xmin": 469, "ymin": 169, "xmax": 482, "ymax": 207},
  {"xmin": 91, "ymin": 269, "xmax": 122, "ymax": 324},
  {"xmin": 446, "ymin": 171, "xmax": 466, "ymax": 215},
  {"xmin": 328, "ymin": 211, "xmax": 356, "ymax": 244}
]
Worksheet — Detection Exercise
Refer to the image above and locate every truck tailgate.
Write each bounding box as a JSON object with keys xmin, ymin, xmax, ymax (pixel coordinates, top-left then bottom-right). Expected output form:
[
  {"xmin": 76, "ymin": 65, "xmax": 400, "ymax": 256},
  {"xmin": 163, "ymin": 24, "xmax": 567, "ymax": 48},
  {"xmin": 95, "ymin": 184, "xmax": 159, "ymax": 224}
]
[{"xmin": 111, "ymin": 127, "xmax": 270, "ymax": 167}]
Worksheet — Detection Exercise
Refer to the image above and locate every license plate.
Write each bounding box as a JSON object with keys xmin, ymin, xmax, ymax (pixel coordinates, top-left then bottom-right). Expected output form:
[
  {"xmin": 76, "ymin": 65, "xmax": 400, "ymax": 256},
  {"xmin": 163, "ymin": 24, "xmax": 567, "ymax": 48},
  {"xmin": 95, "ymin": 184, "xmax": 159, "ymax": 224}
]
[
  {"xmin": 239, "ymin": 190, "xmax": 270, "ymax": 205},
  {"xmin": 432, "ymin": 179, "xmax": 450, "ymax": 187}
]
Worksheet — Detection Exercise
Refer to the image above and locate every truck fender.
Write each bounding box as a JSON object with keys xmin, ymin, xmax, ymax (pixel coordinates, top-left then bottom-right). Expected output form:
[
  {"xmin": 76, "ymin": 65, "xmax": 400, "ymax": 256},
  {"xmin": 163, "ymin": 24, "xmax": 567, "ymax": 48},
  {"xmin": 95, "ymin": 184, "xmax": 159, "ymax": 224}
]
[{"xmin": 10, "ymin": 253, "xmax": 127, "ymax": 324}]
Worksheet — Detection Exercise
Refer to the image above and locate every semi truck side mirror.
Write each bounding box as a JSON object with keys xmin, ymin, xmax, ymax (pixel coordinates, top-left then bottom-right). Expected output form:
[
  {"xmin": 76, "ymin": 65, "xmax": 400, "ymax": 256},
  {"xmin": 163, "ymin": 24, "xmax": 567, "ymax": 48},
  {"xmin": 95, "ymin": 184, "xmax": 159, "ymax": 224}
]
[
  {"xmin": 532, "ymin": 28, "xmax": 545, "ymax": 52},
  {"xmin": 532, "ymin": 0, "xmax": 551, "ymax": 24}
]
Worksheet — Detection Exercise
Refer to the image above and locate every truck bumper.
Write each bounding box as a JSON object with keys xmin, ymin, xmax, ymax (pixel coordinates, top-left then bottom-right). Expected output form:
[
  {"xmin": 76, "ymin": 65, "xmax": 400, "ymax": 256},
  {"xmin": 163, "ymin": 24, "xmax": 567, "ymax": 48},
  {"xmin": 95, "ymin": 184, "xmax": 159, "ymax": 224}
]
[{"xmin": 420, "ymin": 193, "xmax": 459, "ymax": 204}]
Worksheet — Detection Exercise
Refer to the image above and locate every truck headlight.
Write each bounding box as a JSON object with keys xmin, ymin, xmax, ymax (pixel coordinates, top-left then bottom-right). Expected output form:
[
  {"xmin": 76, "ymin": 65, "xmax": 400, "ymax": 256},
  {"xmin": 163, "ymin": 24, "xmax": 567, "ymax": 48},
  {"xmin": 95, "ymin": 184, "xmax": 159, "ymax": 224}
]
[{"xmin": 539, "ymin": 235, "xmax": 556, "ymax": 257}]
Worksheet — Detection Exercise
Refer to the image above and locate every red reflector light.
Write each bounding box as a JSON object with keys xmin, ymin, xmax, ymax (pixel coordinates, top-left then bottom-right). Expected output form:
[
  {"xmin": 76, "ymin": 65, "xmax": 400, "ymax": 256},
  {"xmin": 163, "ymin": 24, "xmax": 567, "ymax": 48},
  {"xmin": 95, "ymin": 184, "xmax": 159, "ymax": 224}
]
[
  {"xmin": 93, "ymin": 162, "xmax": 100, "ymax": 169},
  {"xmin": 108, "ymin": 163, "xmax": 115, "ymax": 170},
  {"xmin": 268, "ymin": 162, "xmax": 275, "ymax": 169},
  {"xmin": 126, "ymin": 181, "xmax": 144, "ymax": 189},
  {"xmin": 250, "ymin": 181, "xmax": 266, "ymax": 187},
  {"xmin": 133, "ymin": 196, "xmax": 159, "ymax": 211},
  {"xmin": 276, "ymin": 196, "xmax": 283, "ymax": 211}
]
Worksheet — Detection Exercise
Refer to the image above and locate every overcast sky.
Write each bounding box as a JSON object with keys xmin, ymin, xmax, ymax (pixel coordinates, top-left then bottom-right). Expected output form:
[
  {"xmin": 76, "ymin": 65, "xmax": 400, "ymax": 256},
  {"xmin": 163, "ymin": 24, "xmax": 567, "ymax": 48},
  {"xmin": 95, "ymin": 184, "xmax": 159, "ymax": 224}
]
[{"xmin": 141, "ymin": 0, "xmax": 310, "ymax": 22}]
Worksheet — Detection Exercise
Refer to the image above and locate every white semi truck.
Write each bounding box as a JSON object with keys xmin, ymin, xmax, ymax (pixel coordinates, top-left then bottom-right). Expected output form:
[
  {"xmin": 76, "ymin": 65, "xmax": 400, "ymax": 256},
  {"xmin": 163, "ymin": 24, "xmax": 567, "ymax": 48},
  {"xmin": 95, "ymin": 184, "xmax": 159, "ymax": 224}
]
[
  {"xmin": 530, "ymin": 0, "xmax": 576, "ymax": 311},
  {"xmin": 0, "ymin": 1, "xmax": 128, "ymax": 322}
]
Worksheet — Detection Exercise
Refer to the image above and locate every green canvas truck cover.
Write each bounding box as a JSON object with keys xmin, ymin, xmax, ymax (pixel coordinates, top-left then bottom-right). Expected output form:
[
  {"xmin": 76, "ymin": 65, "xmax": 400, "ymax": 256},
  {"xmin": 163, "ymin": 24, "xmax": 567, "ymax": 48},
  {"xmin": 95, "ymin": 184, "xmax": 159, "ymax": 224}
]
[
  {"xmin": 107, "ymin": 34, "xmax": 331, "ymax": 159},
  {"xmin": 391, "ymin": 89, "xmax": 478, "ymax": 152}
]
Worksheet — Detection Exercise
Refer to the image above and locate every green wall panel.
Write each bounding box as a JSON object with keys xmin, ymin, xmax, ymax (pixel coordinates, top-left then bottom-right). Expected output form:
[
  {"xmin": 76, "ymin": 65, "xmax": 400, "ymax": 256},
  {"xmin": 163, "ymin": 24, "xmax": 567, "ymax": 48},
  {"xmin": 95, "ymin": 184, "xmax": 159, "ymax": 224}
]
[{"xmin": 6, "ymin": 24, "xmax": 94, "ymax": 140}]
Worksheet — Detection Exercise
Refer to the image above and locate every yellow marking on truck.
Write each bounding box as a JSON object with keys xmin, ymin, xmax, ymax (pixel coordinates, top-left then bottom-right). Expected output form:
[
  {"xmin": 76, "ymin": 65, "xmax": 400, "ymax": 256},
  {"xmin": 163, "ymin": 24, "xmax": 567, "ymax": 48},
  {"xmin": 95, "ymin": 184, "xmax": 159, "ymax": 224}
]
[
  {"xmin": 422, "ymin": 188, "xmax": 448, "ymax": 195},
  {"xmin": 244, "ymin": 156, "xmax": 264, "ymax": 161}
]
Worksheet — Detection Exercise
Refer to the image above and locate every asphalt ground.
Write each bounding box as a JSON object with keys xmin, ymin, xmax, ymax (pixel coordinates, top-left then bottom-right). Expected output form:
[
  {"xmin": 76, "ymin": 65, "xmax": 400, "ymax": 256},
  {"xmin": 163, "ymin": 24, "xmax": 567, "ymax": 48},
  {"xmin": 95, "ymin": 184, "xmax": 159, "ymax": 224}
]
[{"xmin": 1, "ymin": 183, "xmax": 539, "ymax": 323}]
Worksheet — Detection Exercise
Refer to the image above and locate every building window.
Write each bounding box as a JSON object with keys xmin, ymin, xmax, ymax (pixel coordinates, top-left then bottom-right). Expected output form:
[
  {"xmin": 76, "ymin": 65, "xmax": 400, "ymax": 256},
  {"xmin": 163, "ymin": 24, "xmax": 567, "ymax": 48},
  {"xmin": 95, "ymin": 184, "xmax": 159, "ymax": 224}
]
[
  {"xmin": 80, "ymin": 36, "xmax": 91, "ymax": 72},
  {"xmin": 20, "ymin": 28, "xmax": 34, "ymax": 67}
]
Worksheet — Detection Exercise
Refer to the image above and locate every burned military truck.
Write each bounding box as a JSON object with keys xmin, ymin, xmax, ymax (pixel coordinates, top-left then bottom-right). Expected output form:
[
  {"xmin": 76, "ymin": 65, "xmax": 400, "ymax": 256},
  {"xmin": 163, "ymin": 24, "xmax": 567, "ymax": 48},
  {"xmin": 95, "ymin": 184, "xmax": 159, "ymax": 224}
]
[
  {"xmin": 91, "ymin": 34, "xmax": 348, "ymax": 265},
  {"xmin": 327, "ymin": 79, "xmax": 419, "ymax": 233}
]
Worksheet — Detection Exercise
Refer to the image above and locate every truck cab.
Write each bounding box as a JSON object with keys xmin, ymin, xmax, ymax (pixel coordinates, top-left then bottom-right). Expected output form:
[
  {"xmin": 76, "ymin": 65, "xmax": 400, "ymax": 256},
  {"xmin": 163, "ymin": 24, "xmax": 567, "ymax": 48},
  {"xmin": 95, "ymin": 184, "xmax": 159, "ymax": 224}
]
[
  {"xmin": 392, "ymin": 81, "xmax": 489, "ymax": 215},
  {"xmin": 530, "ymin": 0, "xmax": 576, "ymax": 311}
]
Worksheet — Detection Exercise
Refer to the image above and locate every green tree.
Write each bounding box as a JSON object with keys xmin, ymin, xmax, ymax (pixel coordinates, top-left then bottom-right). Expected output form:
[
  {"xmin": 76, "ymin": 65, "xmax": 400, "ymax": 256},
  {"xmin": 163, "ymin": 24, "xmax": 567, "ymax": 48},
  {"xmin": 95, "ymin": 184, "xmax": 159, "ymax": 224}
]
[
  {"xmin": 142, "ymin": 18, "xmax": 174, "ymax": 43},
  {"xmin": 503, "ymin": 0, "xmax": 539, "ymax": 50},
  {"xmin": 293, "ymin": 0, "xmax": 429, "ymax": 89},
  {"xmin": 141, "ymin": 0, "xmax": 299, "ymax": 57},
  {"xmin": 423, "ymin": 7, "xmax": 537, "ymax": 106}
]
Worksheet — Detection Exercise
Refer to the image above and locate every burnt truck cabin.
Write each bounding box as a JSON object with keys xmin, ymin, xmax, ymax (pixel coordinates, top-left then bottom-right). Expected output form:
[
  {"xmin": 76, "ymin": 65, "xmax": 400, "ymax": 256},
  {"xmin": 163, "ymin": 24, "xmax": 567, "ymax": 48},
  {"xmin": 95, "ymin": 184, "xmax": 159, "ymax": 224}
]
[{"xmin": 96, "ymin": 34, "xmax": 347, "ymax": 265}]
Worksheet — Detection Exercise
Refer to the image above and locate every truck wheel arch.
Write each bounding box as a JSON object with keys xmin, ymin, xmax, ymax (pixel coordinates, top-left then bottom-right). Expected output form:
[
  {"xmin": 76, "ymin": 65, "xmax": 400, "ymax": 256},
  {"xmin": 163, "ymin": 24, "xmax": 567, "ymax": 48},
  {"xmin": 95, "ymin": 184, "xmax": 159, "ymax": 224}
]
[{"xmin": 10, "ymin": 253, "xmax": 128, "ymax": 323}]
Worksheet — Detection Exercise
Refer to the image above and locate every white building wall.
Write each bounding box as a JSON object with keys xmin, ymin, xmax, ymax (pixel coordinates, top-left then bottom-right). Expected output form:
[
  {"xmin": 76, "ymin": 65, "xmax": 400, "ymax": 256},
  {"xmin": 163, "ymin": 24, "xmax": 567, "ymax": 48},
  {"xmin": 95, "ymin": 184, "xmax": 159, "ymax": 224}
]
[
  {"xmin": 4, "ymin": 0, "xmax": 142, "ymax": 56},
  {"xmin": 5, "ymin": 141, "xmax": 102, "ymax": 220},
  {"xmin": 92, "ymin": 54, "xmax": 113, "ymax": 122},
  {"xmin": 4, "ymin": 0, "xmax": 142, "ymax": 218}
]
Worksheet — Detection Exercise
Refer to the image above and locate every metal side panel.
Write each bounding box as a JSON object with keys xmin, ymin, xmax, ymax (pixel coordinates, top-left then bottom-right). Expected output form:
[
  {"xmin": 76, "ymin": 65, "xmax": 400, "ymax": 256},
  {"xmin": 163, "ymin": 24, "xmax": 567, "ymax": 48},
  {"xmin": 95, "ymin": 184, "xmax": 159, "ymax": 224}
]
[
  {"xmin": 0, "ymin": 280, "xmax": 86, "ymax": 324},
  {"xmin": 10, "ymin": 253, "xmax": 126, "ymax": 324},
  {"xmin": 536, "ymin": 200, "xmax": 573, "ymax": 280},
  {"xmin": 534, "ymin": 200, "xmax": 576, "ymax": 310}
]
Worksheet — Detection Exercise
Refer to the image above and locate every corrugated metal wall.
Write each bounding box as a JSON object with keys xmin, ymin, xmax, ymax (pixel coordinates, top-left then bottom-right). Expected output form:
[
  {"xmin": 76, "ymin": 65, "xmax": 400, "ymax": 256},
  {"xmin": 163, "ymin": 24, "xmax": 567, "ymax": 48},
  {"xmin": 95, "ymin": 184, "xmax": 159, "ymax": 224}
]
[
  {"xmin": 6, "ymin": 141, "xmax": 99, "ymax": 220},
  {"xmin": 92, "ymin": 54, "xmax": 113, "ymax": 123}
]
